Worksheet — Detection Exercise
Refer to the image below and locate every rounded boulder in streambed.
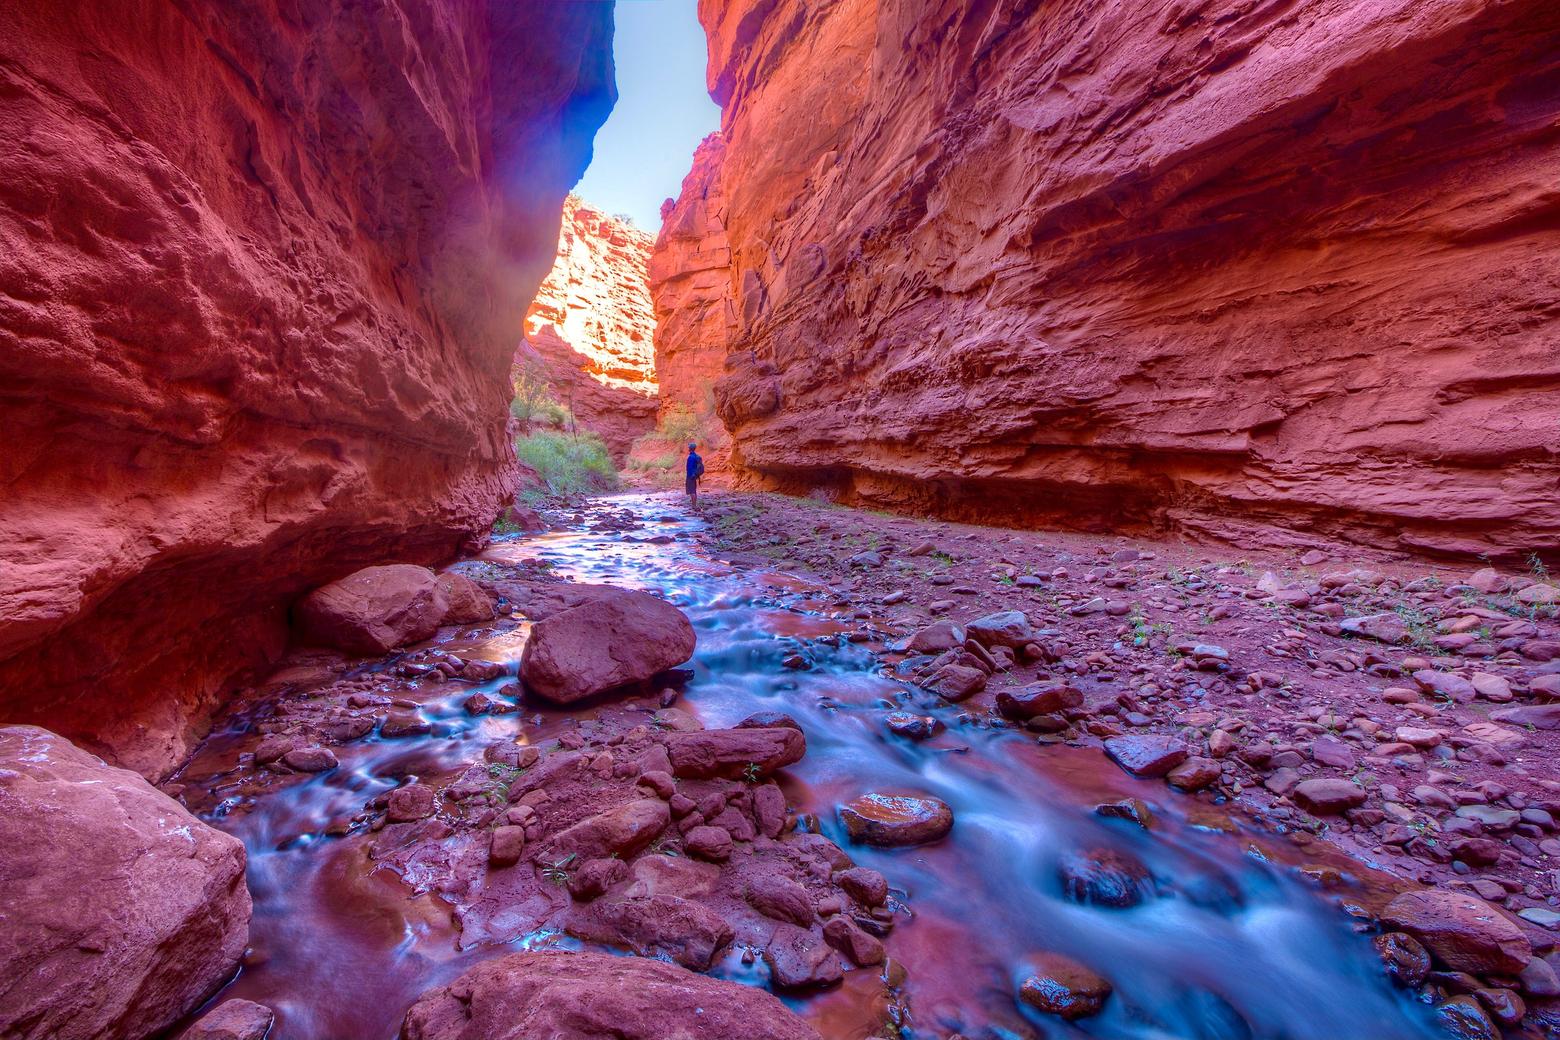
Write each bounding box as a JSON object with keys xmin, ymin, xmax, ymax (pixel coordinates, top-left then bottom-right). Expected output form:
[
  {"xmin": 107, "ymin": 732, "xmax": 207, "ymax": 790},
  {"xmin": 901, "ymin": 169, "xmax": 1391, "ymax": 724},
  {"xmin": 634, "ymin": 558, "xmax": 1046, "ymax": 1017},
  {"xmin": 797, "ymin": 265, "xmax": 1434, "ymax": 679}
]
[{"xmin": 520, "ymin": 586, "xmax": 696, "ymax": 704}]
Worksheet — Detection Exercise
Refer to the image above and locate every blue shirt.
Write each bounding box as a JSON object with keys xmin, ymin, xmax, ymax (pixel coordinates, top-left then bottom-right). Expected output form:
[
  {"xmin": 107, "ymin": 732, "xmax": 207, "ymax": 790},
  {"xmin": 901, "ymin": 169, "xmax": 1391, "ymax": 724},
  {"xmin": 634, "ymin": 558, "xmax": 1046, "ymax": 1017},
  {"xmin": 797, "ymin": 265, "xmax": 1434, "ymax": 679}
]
[{"xmin": 686, "ymin": 452, "xmax": 703, "ymax": 478}]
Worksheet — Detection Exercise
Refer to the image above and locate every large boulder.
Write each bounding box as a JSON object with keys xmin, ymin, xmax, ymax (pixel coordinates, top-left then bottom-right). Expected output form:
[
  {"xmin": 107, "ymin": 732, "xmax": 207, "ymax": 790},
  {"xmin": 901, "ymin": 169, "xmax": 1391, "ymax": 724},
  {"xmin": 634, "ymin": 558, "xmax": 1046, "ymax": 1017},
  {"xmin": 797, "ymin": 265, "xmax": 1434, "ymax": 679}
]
[
  {"xmin": 400, "ymin": 949, "xmax": 821, "ymax": 1040},
  {"xmin": 1380, "ymin": 890, "xmax": 1531, "ymax": 975},
  {"xmin": 295, "ymin": 564, "xmax": 449, "ymax": 654},
  {"xmin": 520, "ymin": 587, "xmax": 695, "ymax": 703},
  {"xmin": 437, "ymin": 571, "xmax": 497, "ymax": 623},
  {"xmin": 0, "ymin": 726, "xmax": 251, "ymax": 1040}
]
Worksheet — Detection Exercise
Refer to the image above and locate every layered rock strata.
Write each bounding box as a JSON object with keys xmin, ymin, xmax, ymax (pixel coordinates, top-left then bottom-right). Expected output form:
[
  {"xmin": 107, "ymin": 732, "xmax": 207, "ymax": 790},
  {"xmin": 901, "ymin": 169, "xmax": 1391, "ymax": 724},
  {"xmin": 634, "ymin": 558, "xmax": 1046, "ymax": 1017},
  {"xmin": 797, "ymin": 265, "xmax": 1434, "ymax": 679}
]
[
  {"xmin": 0, "ymin": 1, "xmax": 614, "ymax": 775},
  {"xmin": 680, "ymin": 0, "xmax": 1560, "ymax": 559},
  {"xmin": 519, "ymin": 195, "xmax": 658, "ymax": 460},
  {"xmin": 646, "ymin": 132, "xmax": 734, "ymax": 466}
]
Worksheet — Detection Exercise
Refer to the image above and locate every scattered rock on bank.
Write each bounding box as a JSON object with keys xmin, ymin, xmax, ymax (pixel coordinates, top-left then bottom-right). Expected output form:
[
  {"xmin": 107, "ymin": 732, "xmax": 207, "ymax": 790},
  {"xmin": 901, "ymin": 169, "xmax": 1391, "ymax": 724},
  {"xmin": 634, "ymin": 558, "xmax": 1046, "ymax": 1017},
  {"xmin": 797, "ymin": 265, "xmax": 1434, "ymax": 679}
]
[
  {"xmin": 520, "ymin": 587, "xmax": 695, "ymax": 703},
  {"xmin": 400, "ymin": 950, "xmax": 822, "ymax": 1040},
  {"xmin": 0, "ymin": 726, "xmax": 251, "ymax": 1040}
]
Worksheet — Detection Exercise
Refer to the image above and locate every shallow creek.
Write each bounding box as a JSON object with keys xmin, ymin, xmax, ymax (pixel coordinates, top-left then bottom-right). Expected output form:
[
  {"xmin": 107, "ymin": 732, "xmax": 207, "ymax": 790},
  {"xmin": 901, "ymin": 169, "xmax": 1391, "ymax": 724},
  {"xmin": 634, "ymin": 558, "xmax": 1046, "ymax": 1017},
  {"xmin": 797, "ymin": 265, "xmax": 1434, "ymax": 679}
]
[{"xmin": 173, "ymin": 493, "xmax": 1447, "ymax": 1040}]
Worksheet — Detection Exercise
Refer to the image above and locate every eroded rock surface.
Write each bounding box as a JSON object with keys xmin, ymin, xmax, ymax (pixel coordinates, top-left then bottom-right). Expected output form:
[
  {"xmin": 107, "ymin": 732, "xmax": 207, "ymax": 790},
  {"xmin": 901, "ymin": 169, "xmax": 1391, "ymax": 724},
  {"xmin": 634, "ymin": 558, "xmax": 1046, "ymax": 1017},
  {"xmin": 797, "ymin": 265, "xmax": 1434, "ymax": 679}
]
[
  {"xmin": 0, "ymin": 726, "xmax": 250, "ymax": 1040},
  {"xmin": 0, "ymin": 1, "xmax": 615, "ymax": 776},
  {"xmin": 520, "ymin": 195, "xmax": 658, "ymax": 461},
  {"xmin": 674, "ymin": 0, "xmax": 1560, "ymax": 559}
]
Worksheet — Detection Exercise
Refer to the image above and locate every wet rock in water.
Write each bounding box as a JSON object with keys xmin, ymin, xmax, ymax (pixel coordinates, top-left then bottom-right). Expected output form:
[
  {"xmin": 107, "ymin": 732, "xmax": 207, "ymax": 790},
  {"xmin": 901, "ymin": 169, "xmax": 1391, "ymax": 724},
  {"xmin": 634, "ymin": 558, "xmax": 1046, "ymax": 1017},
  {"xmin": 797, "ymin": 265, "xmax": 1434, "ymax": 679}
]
[
  {"xmin": 295, "ymin": 563, "xmax": 449, "ymax": 654},
  {"xmin": 381, "ymin": 711, "xmax": 431, "ymax": 738},
  {"xmin": 1058, "ymin": 847, "xmax": 1155, "ymax": 908},
  {"xmin": 1103, "ymin": 734, "xmax": 1189, "ymax": 778},
  {"xmin": 1380, "ymin": 890, "xmax": 1531, "ymax": 975},
  {"xmin": 0, "ymin": 726, "xmax": 250, "ymax": 1040},
  {"xmin": 520, "ymin": 587, "xmax": 695, "ymax": 703},
  {"xmin": 967, "ymin": 610, "xmax": 1035, "ymax": 649},
  {"xmin": 996, "ymin": 682, "xmax": 1082, "ymax": 720},
  {"xmin": 747, "ymin": 875, "xmax": 816, "ymax": 927},
  {"xmin": 1291, "ymin": 778, "xmax": 1367, "ymax": 815},
  {"xmin": 591, "ymin": 895, "xmax": 734, "ymax": 970},
  {"xmin": 1435, "ymin": 995, "xmax": 1500, "ymax": 1040},
  {"xmin": 885, "ymin": 711, "xmax": 944, "ymax": 739},
  {"xmin": 822, "ymin": 916, "xmax": 885, "ymax": 966},
  {"xmin": 1017, "ymin": 952, "xmax": 1113, "ymax": 1021},
  {"xmin": 1373, "ymin": 932, "xmax": 1431, "ymax": 987},
  {"xmin": 907, "ymin": 620, "xmax": 965, "ymax": 653},
  {"xmin": 1095, "ymin": 799, "xmax": 1155, "ymax": 829},
  {"xmin": 400, "ymin": 949, "xmax": 820, "ymax": 1040},
  {"xmin": 177, "ymin": 999, "xmax": 275, "ymax": 1040},
  {"xmin": 281, "ymin": 745, "xmax": 337, "ymax": 772},
  {"xmin": 546, "ymin": 799, "xmax": 670, "ymax": 861},
  {"xmin": 839, "ymin": 793, "xmax": 954, "ymax": 846},
  {"xmin": 388, "ymin": 783, "xmax": 437, "ymax": 822},
  {"xmin": 763, "ymin": 929, "xmax": 845, "ymax": 990},
  {"xmin": 737, "ymin": 711, "xmax": 803, "ymax": 732},
  {"xmin": 436, "ymin": 571, "xmax": 496, "ymax": 623},
  {"xmin": 664, "ymin": 727, "xmax": 805, "ymax": 779}
]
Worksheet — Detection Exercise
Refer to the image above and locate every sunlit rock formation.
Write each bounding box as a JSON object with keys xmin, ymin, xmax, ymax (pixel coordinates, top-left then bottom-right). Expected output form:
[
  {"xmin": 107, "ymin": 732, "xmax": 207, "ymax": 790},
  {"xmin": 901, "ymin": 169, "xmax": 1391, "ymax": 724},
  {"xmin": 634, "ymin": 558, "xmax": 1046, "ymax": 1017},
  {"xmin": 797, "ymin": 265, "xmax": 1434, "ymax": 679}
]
[
  {"xmin": 519, "ymin": 195, "xmax": 658, "ymax": 461},
  {"xmin": 0, "ymin": 1, "xmax": 615, "ymax": 776},
  {"xmin": 647, "ymin": 132, "xmax": 734, "ymax": 467},
  {"xmin": 684, "ymin": 0, "xmax": 1560, "ymax": 559}
]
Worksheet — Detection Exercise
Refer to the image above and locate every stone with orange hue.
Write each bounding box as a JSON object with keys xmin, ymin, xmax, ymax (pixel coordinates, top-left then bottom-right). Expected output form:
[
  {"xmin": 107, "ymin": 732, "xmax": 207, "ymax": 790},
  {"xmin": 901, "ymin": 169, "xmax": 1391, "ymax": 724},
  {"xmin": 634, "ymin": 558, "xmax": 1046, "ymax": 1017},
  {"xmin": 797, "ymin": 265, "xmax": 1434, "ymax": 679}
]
[
  {"xmin": 645, "ymin": 132, "xmax": 734, "ymax": 469},
  {"xmin": 686, "ymin": 0, "xmax": 1560, "ymax": 560},
  {"xmin": 519, "ymin": 195, "xmax": 658, "ymax": 461},
  {"xmin": 0, "ymin": 2, "xmax": 614, "ymax": 777}
]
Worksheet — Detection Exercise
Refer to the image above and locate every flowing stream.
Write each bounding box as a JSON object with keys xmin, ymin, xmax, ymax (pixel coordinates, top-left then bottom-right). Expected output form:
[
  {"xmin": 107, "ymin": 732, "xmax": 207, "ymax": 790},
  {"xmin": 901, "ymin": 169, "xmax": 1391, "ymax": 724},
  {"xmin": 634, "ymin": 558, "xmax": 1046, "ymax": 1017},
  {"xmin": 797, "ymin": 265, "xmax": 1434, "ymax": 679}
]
[{"xmin": 173, "ymin": 493, "xmax": 1447, "ymax": 1040}]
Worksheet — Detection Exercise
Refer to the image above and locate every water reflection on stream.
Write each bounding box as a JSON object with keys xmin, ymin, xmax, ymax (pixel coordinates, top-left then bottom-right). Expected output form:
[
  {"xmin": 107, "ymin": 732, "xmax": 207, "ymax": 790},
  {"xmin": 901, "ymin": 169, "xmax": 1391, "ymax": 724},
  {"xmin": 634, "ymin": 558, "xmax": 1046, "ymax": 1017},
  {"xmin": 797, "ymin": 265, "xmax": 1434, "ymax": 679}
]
[{"xmin": 178, "ymin": 493, "xmax": 1444, "ymax": 1040}]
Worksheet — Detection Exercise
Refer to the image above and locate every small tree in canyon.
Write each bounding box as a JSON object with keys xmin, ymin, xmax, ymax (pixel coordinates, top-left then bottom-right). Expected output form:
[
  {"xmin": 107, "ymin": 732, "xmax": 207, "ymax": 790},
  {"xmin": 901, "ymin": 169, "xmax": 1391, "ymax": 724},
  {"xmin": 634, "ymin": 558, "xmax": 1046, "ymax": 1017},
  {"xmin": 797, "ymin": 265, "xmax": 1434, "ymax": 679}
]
[{"xmin": 509, "ymin": 358, "xmax": 570, "ymax": 430}]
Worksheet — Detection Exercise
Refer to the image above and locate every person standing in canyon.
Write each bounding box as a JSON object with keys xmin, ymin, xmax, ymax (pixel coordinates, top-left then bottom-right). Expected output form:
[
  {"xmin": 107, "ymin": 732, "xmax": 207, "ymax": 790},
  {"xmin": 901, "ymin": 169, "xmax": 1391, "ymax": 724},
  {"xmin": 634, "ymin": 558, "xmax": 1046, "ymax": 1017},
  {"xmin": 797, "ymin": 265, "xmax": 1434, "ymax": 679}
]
[{"xmin": 686, "ymin": 443, "xmax": 705, "ymax": 508}]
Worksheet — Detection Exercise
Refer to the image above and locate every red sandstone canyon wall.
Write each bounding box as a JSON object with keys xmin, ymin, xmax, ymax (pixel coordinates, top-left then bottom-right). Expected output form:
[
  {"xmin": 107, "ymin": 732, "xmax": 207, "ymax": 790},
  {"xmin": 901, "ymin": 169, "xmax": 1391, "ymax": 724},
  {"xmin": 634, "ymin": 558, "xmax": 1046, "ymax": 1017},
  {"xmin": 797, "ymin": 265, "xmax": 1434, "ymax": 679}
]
[
  {"xmin": 519, "ymin": 195, "xmax": 657, "ymax": 461},
  {"xmin": 647, "ymin": 132, "xmax": 734, "ymax": 465},
  {"xmin": 688, "ymin": 0, "xmax": 1560, "ymax": 559},
  {"xmin": 0, "ymin": 1, "xmax": 615, "ymax": 777}
]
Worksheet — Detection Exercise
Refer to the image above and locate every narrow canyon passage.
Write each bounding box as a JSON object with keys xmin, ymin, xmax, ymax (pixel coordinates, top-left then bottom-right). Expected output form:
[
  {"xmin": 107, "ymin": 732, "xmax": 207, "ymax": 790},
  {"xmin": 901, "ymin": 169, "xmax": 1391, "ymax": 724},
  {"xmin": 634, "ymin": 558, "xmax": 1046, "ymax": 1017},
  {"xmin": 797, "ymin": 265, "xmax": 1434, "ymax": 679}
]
[{"xmin": 171, "ymin": 492, "xmax": 1450, "ymax": 1040}]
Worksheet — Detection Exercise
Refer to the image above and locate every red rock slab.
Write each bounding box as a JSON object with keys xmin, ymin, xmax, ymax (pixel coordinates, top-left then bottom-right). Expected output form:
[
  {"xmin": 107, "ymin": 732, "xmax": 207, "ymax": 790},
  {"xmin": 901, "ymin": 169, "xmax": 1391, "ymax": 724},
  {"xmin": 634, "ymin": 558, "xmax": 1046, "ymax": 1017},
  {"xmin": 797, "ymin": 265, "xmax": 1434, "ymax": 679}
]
[{"xmin": 400, "ymin": 950, "xmax": 822, "ymax": 1040}]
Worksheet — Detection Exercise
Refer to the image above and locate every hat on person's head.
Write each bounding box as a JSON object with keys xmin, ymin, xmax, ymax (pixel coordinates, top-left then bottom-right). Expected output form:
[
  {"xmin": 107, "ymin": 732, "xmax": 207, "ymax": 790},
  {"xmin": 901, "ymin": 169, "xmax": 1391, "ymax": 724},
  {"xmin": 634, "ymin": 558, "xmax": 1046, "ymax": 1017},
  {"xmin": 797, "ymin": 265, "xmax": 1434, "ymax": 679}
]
[{"xmin": 688, "ymin": 443, "xmax": 696, "ymax": 451}]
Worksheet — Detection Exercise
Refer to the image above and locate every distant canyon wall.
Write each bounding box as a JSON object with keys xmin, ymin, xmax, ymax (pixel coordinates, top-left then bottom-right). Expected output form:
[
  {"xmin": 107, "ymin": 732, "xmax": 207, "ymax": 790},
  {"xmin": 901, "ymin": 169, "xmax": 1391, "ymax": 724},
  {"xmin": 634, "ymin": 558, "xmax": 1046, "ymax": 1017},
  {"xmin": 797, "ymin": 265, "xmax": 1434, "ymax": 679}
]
[
  {"xmin": 648, "ymin": 132, "xmax": 734, "ymax": 466},
  {"xmin": 0, "ymin": 1, "xmax": 614, "ymax": 776},
  {"xmin": 668, "ymin": 0, "xmax": 1560, "ymax": 559},
  {"xmin": 520, "ymin": 195, "xmax": 658, "ymax": 461}
]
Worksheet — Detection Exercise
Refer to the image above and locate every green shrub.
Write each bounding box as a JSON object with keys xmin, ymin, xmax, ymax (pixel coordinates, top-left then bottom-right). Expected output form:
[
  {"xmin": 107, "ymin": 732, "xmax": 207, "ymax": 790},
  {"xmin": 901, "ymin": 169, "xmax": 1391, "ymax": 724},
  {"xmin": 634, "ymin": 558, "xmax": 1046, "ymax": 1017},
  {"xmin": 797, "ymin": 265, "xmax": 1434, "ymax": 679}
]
[
  {"xmin": 656, "ymin": 402, "xmax": 702, "ymax": 446},
  {"xmin": 510, "ymin": 358, "xmax": 570, "ymax": 427},
  {"xmin": 515, "ymin": 429, "xmax": 618, "ymax": 500}
]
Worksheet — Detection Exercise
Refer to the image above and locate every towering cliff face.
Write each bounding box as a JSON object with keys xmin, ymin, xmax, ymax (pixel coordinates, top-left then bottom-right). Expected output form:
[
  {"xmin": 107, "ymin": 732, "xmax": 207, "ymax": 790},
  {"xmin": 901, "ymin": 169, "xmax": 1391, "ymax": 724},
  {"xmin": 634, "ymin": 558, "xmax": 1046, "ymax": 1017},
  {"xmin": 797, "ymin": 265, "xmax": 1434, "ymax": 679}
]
[
  {"xmin": 0, "ymin": 1, "xmax": 614, "ymax": 777},
  {"xmin": 692, "ymin": 0, "xmax": 1560, "ymax": 559},
  {"xmin": 648, "ymin": 133, "xmax": 734, "ymax": 464},
  {"xmin": 520, "ymin": 195, "xmax": 657, "ymax": 461}
]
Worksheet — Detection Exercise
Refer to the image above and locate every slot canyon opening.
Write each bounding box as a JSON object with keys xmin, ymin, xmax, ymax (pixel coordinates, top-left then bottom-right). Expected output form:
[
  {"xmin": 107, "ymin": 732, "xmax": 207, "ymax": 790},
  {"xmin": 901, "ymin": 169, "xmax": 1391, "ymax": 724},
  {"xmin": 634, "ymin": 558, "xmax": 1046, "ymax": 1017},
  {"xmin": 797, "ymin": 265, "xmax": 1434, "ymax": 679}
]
[{"xmin": 2, "ymin": 3, "xmax": 1559, "ymax": 1040}]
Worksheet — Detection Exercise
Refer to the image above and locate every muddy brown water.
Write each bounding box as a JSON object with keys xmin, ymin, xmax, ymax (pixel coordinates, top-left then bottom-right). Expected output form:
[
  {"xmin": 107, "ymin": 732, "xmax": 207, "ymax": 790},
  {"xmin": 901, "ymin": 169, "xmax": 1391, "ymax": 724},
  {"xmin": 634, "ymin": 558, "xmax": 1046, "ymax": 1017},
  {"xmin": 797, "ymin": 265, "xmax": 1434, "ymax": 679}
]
[{"xmin": 172, "ymin": 493, "xmax": 1448, "ymax": 1039}]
